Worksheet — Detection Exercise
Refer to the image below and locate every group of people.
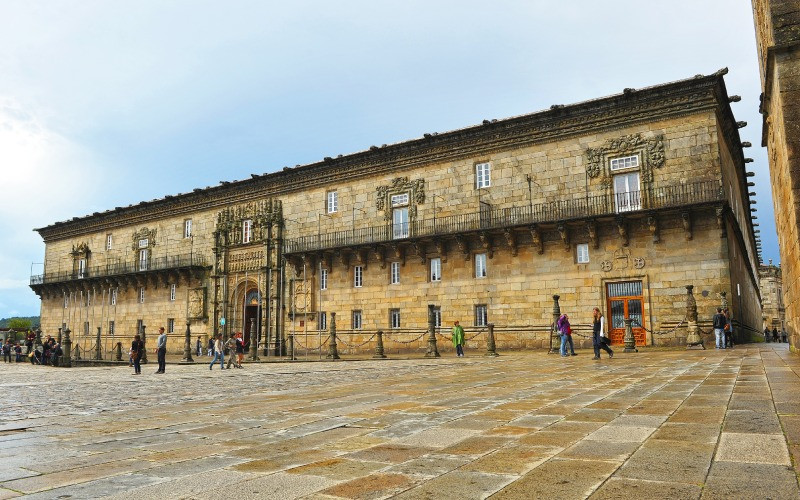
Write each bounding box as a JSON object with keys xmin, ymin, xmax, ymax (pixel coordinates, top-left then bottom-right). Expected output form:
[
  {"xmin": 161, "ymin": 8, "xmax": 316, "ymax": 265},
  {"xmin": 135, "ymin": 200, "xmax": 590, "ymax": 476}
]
[
  {"xmin": 207, "ymin": 332, "xmax": 246, "ymax": 370},
  {"xmin": 555, "ymin": 308, "xmax": 614, "ymax": 360},
  {"xmin": 129, "ymin": 326, "xmax": 168, "ymax": 375},
  {"xmin": 6, "ymin": 334, "xmax": 64, "ymax": 365},
  {"xmin": 764, "ymin": 326, "xmax": 788, "ymax": 343},
  {"xmin": 711, "ymin": 308, "xmax": 736, "ymax": 349}
]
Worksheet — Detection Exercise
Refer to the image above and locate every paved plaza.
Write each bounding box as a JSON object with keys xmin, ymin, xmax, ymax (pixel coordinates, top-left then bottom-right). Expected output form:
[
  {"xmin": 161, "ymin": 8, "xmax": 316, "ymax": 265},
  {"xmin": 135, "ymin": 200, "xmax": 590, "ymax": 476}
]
[{"xmin": 0, "ymin": 344, "xmax": 798, "ymax": 499}]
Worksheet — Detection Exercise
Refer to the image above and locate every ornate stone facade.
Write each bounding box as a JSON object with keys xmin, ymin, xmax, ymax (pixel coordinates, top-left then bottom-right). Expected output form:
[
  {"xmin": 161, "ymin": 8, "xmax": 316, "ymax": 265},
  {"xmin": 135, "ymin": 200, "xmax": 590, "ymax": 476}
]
[
  {"xmin": 759, "ymin": 261, "xmax": 785, "ymax": 330},
  {"xmin": 30, "ymin": 72, "xmax": 762, "ymax": 354},
  {"xmin": 752, "ymin": 0, "xmax": 800, "ymax": 350}
]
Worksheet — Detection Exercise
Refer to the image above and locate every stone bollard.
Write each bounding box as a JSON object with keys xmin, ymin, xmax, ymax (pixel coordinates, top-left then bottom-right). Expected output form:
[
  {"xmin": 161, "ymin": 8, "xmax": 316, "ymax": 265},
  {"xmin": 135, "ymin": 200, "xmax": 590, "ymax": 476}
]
[
  {"xmin": 94, "ymin": 327, "xmax": 103, "ymax": 360},
  {"xmin": 35, "ymin": 328, "xmax": 42, "ymax": 347},
  {"xmin": 288, "ymin": 334, "xmax": 295, "ymax": 360},
  {"xmin": 374, "ymin": 330, "xmax": 387, "ymax": 359},
  {"xmin": 140, "ymin": 325, "xmax": 148, "ymax": 364},
  {"xmin": 685, "ymin": 285, "xmax": 704, "ymax": 349},
  {"xmin": 181, "ymin": 322, "xmax": 194, "ymax": 363},
  {"xmin": 326, "ymin": 312, "xmax": 340, "ymax": 360},
  {"xmin": 249, "ymin": 317, "xmax": 259, "ymax": 361},
  {"xmin": 486, "ymin": 323, "xmax": 499, "ymax": 357},
  {"xmin": 57, "ymin": 327, "xmax": 62, "ymax": 345},
  {"xmin": 115, "ymin": 342, "xmax": 122, "ymax": 361},
  {"xmin": 425, "ymin": 304, "xmax": 440, "ymax": 358},
  {"xmin": 62, "ymin": 328, "xmax": 72, "ymax": 367},
  {"xmin": 550, "ymin": 294, "xmax": 561, "ymax": 354},
  {"xmin": 624, "ymin": 318, "xmax": 638, "ymax": 353}
]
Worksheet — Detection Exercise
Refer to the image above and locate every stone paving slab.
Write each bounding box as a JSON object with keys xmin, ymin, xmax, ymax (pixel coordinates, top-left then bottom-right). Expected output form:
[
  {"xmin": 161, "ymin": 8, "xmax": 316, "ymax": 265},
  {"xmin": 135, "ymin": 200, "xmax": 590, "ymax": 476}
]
[{"xmin": 0, "ymin": 345, "xmax": 799, "ymax": 498}]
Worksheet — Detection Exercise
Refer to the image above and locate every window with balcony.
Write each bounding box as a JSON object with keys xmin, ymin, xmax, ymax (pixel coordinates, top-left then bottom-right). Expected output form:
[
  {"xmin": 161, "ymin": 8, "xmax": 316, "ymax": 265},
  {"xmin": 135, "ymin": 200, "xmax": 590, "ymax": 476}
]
[
  {"xmin": 475, "ymin": 253, "xmax": 487, "ymax": 278},
  {"xmin": 170, "ymin": 283, "xmax": 176, "ymax": 301},
  {"xmin": 390, "ymin": 262, "xmax": 400, "ymax": 284},
  {"xmin": 430, "ymin": 257, "xmax": 442, "ymax": 282},
  {"xmin": 610, "ymin": 154, "xmax": 639, "ymax": 171},
  {"xmin": 391, "ymin": 193, "xmax": 409, "ymax": 239},
  {"xmin": 327, "ymin": 191, "xmax": 338, "ymax": 214},
  {"xmin": 184, "ymin": 219, "xmax": 192, "ymax": 238},
  {"xmin": 475, "ymin": 304, "xmax": 488, "ymax": 326},
  {"xmin": 139, "ymin": 287, "xmax": 145, "ymax": 303},
  {"xmin": 77, "ymin": 258, "xmax": 86, "ymax": 279},
  {"xmin": 138, "ymin": 248, "xmax": 148, "ymax": 271},
  {"xmin": 106, "ymin": 234, "xmax": 113, "ymax": 251},
  {"xmin": 614, "ymin": 171, "xmax": 641, "ymax": 212},
  {"xmin": 352, "ymin": 310, "xmax": 362, "ymax": 330},
  {"xmin": 475, "ymin": 162, "xmax": 491, "ymax": 189},
  {"xmin": 354, "ymin": 265, "xmax": 363, "ymax": 288},
  {"xmin": 390, "ymin": 308, "xmax": 401, "ymax": 329},
  {"xmin": 320, "ymin": 268, "xmax": 328, "ymax": 290},
  {"xmin": 242, "ymin": 219, "xmax": 252, "ymax": 244}
]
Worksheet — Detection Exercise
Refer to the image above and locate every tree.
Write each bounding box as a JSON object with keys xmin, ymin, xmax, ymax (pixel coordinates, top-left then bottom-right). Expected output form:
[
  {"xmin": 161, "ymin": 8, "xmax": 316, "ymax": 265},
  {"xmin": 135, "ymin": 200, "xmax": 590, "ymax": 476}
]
[{"xmin": 7, "ymin": 318, "xmax": 32, "ymax": 330}]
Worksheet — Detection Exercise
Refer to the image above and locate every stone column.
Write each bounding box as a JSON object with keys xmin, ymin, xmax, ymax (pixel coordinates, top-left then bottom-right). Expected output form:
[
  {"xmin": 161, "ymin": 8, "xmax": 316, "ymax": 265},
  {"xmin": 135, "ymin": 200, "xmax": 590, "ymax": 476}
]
[
  {"xmin": 94, "ymin": 327, "xmax": 102, "ymax": 360},
  {"xmin": 373, "ymin": 330, "xmax": 387, "ymax": 359},
  {"xmin": 685, "ymin": 285, "xmax": 702, "ymax": 348},
  {"xmin": 720, "ymin": 291, "xmax": 728, "ymax": 311},
  {"xmin": 424, "ymin": 304, "xmax": 440, "ymax": 358},
  {"xmin": 181, "ymin": 322, "xmax": 194, "ymax": 363},
  {"xmin": 485, "ymin": 323, "xmax": 499, "ymax": 357},
  {"xmin": 550, "ymin": 295, "xmax": 561, "ymax": 354},
  {"xmin": 624, "ymin": 318, "xmax": 637, "ymax": 353},
  {"xmin": 140, "ymin": 325, "xmax": 148, "ymax": 364},
  {"xmin": 288, "ymin": 334, "xmax": 295, "ymax": 361},
  {"xmin": 249, "ymin": 317, "xmax": 259, "ymax": 361},
  {"xmin": 326, "ymin": 312, "xmax": 340, "ymax": 360},
  {"xmin": 115, "ymin": 342, "xmax": 122, "ymax": 361},
  {"xmin": 62, "ymin": 328, "xmax": 72, "ymax": 367}
]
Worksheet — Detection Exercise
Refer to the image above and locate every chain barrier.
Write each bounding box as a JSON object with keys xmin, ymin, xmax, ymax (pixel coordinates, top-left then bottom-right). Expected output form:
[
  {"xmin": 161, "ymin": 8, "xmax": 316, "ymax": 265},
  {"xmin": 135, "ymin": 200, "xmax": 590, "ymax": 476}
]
[
  {"xmin": 387, "ymin": 332, "xmax": 427, "ymax": 344},
  {"xmin": 631, "ymin": 317, "xmax": 687, "ymax": 336},
  {"xmin": 292, "ymin": 335, "xmax": 329, "ymax": 352},
  {"xmin": 336, "ymin": 334, "xmax": 377, "ymax": 348}
]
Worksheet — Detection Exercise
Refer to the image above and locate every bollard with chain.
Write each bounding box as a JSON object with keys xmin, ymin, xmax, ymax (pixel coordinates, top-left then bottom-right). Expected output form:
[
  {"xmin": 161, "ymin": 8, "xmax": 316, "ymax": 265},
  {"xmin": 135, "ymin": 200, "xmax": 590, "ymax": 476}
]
[
  {"xmin": 249, "ymin": 317, "xmax": 259, "ymax": 361},
  {"xmin": 326, "ymin": 312, "xmax": 340, "ymax": 360},
  {"xmin": 549, "ymin": 294, "xmax": 561, "ymax": 354},
  {"xmin": 425, "ymin": 304, "xmax": 440, "ymax": 358},
  {"xmin": 62, "ymin": 328, "xmax": 72, "ymax": 367},
  {"xmin": 485, "ymin": 323, "xmax": 499, "ymax": 357},
  {"xmin": 140, "ymin": 324, "xmax": 148, "ymax": 364},
  {"xmin": 685, "ymin": 285, "xmax": 703, "ymax": 349},
  {"xmin": 288, "ymin": 333, "xmax": 295, "ymax": 360},
  {"xmin": 115, "ymin": 341, "xmax": 122, "ymax": 361},
  {"xmin": 624, "ymin": 318, "xmax": 638, "ymax": 353},
  {"xmin": 374, "ymin": 330, "xmax": 387, "ymax": 359},
  {"xmin": 181, "ymin": 322, "xmax": 194, "ymax": 363},
  {"xmin": 94, "ymin": 327, "xmax": 103, "ymax": 360}
]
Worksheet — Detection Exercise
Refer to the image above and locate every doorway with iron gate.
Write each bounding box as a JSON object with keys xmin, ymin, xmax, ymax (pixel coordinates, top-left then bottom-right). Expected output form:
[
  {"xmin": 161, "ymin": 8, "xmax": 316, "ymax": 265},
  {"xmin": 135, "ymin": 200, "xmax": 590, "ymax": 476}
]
[
  {"xmin": 243, "ymin": 289, "xmax": 261, "ymax": 349},
  {"xmin": 606, "ymin": 280, "xmax": 646, "ymax": 346}
]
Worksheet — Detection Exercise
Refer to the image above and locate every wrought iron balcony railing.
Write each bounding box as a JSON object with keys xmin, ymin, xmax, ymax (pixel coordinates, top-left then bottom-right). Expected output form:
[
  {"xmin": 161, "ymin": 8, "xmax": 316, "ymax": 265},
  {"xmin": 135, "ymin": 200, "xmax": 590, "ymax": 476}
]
[
  {"xmin": 30, "ymin": 254, "xmax": 208, "ymax": 286},
  {"xmin": 284, "ymin": 180, "xmax": 723, "ymax": 254}
]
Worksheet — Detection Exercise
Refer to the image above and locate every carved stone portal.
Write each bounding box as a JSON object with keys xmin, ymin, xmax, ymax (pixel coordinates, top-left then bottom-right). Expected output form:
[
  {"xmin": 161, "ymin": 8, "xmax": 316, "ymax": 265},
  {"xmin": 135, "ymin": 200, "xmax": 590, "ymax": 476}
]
[
  {"xmin": 585, "ymin": 133, "xmax": 665, "ymax": 183},
  {"xmin": 188, "ymin": 287, "xmax": 206, "ymax": 320}
]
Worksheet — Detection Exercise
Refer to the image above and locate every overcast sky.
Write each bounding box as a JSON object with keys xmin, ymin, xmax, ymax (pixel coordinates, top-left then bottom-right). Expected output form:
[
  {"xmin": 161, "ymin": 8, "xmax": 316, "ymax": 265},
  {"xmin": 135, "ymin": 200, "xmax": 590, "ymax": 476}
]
[{"xmin": 0, "ymin": 0, "xmax": 775, "ymax": 318}]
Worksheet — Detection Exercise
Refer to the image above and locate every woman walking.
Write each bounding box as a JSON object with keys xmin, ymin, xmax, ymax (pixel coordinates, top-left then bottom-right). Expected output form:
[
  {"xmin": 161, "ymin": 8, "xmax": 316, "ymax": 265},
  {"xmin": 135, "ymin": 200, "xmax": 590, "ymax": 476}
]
[
  {"xmin": 556, "ymin": 313, "xmax": 571, "ymax": 357},
  {"xmin": 131, "ymin": 334, "xmax": 144, "ymax": 375},
  {"xmin": 209, "ymin": 334, "xmax": 224, "ymax": 370},
  {"xmin": 591, "ymin": 307, "xmax": 614, "ymax": 360}
]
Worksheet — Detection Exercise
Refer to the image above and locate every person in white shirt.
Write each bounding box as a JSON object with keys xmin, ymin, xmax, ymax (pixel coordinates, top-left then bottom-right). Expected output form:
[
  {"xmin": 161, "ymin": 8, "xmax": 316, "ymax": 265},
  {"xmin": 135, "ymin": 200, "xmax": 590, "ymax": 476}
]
[
  {"xmin": 591, "ymin": 307, "xmax": 614, "ymax": 360},
  {"xmin": 209, "ymin": 334, "xmax": 225, "ymax": 370}
]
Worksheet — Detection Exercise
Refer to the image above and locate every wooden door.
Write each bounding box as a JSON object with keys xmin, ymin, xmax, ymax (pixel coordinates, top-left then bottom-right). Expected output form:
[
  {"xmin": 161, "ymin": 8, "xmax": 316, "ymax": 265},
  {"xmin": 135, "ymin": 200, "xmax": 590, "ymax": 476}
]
[{"xmin": 607, "ymin": 281, "xmax": 646, "ymax": 346}]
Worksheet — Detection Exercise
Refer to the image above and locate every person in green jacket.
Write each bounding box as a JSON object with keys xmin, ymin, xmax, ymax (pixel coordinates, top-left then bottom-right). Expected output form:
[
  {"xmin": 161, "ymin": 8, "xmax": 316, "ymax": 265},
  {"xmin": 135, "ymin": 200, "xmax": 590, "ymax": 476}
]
[{"xmin": 452, "ymin": 321, "xmax": 465, "ymax": 357}]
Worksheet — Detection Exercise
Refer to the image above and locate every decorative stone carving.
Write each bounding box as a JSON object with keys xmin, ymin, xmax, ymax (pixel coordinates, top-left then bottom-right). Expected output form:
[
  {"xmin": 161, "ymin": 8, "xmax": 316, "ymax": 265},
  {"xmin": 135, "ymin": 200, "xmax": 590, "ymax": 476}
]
[
  {"xmin": 131, "ymin": 227, "xmax": 157, "ymax": 250},
  {"xmin": 557, "ymin": 224, "xmax": 570, "ymax": 250},
  {"xmin": 681, "ymin": 211, "xmax": 693, "ymax": 240},
  {"xmin": 478, "ymin": 232, "xmax": 493, "ymax": 259},
  {"xmin": 454, "ymin": 235, "xmax": 470, "ymax": 260},
  {"xmin": 529, "ymin": 225, "xmax": 543, "ymax": 255},
  {"xmin": 376, "ymin": 177, "xmax": 425, "ymax": 222},
  {"xmin": 503, "ymin": 228, "xmax": 517, "ymax": 256},
  {"xmin": 601, "ymin": 260, "xmax": 612, "ymax": 272},
  {"xmin": 616, "ymin": 217, "xmax": 628, "ymax": 247},
  {"xmin": 70, "ymin": 242, "xmax": 90, "ymax": 256},
  {"xmin": 585, "ymin": 133, "xmax": 665, "ymax": 183},
  {"xmin": 187, "ymin": 287, "xmax": 206, "ymax": 319},
  {"xmin": 613, "ymin": 247, "xmax": 630, "ymax": 269},
  {"xmin": 716, "ymin": 206, "xmax": 727, "ymax": 238},
  {"xmin": 412, "ymin": 242, "xmax": 426, "ymax": 264},
  {"xmin": 634, "ymin": 257, "xmax": 646, "ymax": 269},
  {"xmin": 216, "ymin": 199, "xmax": 282, "ymax": 247},
  {"xmin": 434, "ymin": 240, "xmax": 447, "ymax": 262},
  {"xmin": 587, "ymin": 220, "xmax": 598, "ymax": 249},
  {"xmin": 647, "ymin": 215, "xmax": 660, "ymax": 243}
]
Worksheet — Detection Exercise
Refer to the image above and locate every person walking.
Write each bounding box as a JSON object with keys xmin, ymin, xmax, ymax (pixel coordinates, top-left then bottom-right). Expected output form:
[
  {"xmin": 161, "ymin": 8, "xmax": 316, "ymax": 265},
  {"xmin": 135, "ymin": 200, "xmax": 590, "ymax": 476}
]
[
  {"xmin": 207, "ymin": 337, "xmax": 215, "ymax": 357},
  {"xmin": 2, "ymin": 339, "xmax": 11, "ymax": 363},
  {"xmin": 235, "ymin": 332, "xmax": 246, "ymax": 368},
  {"xmin": 225, "ymin": 334, "xmax": 237, "ymax": 369},
  {"xmin": 723, "ymin": 308, "xmax": 734, "ymax": 349},
  {"xmin": 712, "ymin": 308, "xmax": 726, "ymax": 349},
  {"xmin": 131, "ymin": 334, "xmax": 144, "ymax": 375},
  {"xmin": 209, "ymin": 334, "xmax": 224, "ymax": 370},
  {"xmin": 773, "ymin": 327, "xmax": 779, "ymax": 343},
  {"xmin": 782, "ymin": 328, "xmax": 788, "ymax": 343},
  {"xmin": 452, "ymin": 321, "xmax": 465, "ymax": 357},
  {"xmin": 591, "ymin": 307, "xmax": 614, "ymax": 360},
  {"xmin": 155, "ymin": 327, "xmax": 167, "ymax": 374},
  {"xmin": 196, "ymin": 336, "xmax": 202, "ymax": 357},
  {"xmin": 764, "ymin": 326, "xmax": 771, "ymax": 343},
  {"xmin": 556, "ymin": 313, "xmax": 571, "ymax": 357}
]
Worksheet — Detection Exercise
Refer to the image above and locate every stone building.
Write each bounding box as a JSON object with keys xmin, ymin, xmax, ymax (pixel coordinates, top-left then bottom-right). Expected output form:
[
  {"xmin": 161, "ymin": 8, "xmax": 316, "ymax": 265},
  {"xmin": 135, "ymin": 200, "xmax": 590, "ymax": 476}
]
[
  {"xmin": 30, "ymin": 71, "xmax": 762, "ymax": 355},
  {"xmin": 760, "ymin": 260, "xmax": 785, "ymax": 330},
  {"xmin": 752, "ymin": 0, "xmax": 800, "ymax": 350}
]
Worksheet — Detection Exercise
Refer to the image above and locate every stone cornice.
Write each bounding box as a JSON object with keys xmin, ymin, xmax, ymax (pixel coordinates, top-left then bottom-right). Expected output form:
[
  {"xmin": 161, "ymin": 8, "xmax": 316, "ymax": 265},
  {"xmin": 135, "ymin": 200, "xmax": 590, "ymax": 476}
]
[{"xmin": 36, "ymin": 72, "xmax": 735, "ymax": 243}]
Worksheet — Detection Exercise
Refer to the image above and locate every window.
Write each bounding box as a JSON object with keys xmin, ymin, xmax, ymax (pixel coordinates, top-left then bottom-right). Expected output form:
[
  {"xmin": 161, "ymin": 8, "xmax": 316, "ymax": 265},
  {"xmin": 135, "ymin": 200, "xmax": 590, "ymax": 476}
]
[
  {"xmin": 139, "ymin": 287, "xmax": 145, "ymax": 303},
  {"xmin": 110, "ymin": 289, "xmax": 117, "ymax": 306},
  {"xmin": 137, "ymin": 319, "xmax": 143, "ymax": 335},
  {"xmin": 184, "ymin": 219, "xmax": 192, "ymax": 238},
  {"xmin": 613, "ymin": 172, "xmax": 641, "ymax": 212},
  {"xmin": 242, "ymin": 219, "xmax": 252, "ymax": 243},
  {"xmin": 392, "ymin": 194, "xmax": 409, "ymax": 239},
  {"xmin": 84, "ymin": 322, "xmax": 89, "ymax": 336},
  {"xmin": 170, "ymin": 284, "xmax": 176, "ymax": 301},
  {"xmin": 109, "ymin": 320, "xmax": 115, "ymax": 335},
  {"xmin": 106, "ymin": 234, "xmax": 113, "ymax": 250},
  {"xmin": 430, "ymin": 258, "xmax": 442, "ymax": 282},
  {"xmin": 138, "ymin": 238, "xmax": 149, "ymax": 248},
  {"xmin": 476, "ymin": 162, "xmax": 491, "ymax": 189},
  {"xmin": 432, "ymin": 306, "xmax": 441, "ymax": 328},
  {"xmin": 352, "ymin": 310, "xmax": 362, "ymax": 330},
  {"xmin": 475, "ymin": 304, "xmax": 488, "ymax": 327},
  {"xmin": 64, "ymin": 295, "xmax": 69, "ymax": 308},
  {"xmin": 475, "ymin": 253, "xmax": 487, "ymax": 278},
  {"xmin": 390, "ymin": 262, "xmax": 400, "ymax": 284},
  {"xmin": 327, "ymin": 191, "xmax": 338, "ymax": 213},
  {"xmin": 318, "ymin": 311, "xmax": 327, "ymax": 331},
  {"xmin": 576, "ymin": 244, "xmax": 590, "ymax": 264},
  {"xmin": 610, "ymin": 154, "xmax": 639, "ymax": 171},
  {"xmin": 354, "ymin": 266, "xmax": 363, "ymax": 288},
  {"xmin": 167, "ymin": 318, "xmax": 175, "ymax": 333},
  {"xmin": 390, "ymin": 309, "xmax": 401, "ymax": 329},
  {"xmin": 77, "ymin": 258, "xmax": 86, "ymax": 279},
  {"xmin": 320, "ymin": 268, "xmax": 328, "ymax": 290},
  {"xmin": 138, "ymin": 248, "xmax": 148, "ymax": 271}
]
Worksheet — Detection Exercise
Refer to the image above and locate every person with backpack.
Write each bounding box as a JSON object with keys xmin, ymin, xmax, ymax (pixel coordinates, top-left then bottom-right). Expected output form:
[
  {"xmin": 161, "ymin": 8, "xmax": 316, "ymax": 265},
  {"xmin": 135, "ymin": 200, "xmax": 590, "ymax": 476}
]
[
  {"xmin": 557, "ymin": 313, "xmax": 574, "ymax": 357},
  {"xmin": 712, "ymin": 308, "xmax": 727, "ymax": 349},
  {"xmin": 131, "ymin": 334, "xmax": 144, "ymax": 375},
  {"xmin": 591, "ymin": 307, "xmax": 614, "ymax": 360},
  {"xmin": 723, "ymin": 308, "xmax": 734, "ymax": 349}
]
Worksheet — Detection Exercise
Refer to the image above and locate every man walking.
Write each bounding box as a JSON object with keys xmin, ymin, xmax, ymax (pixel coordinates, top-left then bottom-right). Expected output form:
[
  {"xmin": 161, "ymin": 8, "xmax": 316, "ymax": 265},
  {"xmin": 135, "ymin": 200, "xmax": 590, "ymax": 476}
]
[
  {"xmin": 712, "ymin": 308, "xmax": 726, "ymax": 349},
  {"xmin": 209, "ymin": 334, "xmax": 224, "ymax": 370},
  {"xmin": 155, "ymin": 327, "xmax": 167, "ymax": 374},
  {"xmin": 452, "ymin": 321, "xmax": 465, "ymax": 357}
]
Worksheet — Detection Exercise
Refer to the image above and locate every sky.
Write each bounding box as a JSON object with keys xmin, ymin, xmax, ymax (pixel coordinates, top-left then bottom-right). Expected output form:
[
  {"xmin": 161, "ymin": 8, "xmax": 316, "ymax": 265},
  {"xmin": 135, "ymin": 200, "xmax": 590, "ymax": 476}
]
[{"xmin": 0, "ymin": 0, "xmax": 776, "ymax": 318}]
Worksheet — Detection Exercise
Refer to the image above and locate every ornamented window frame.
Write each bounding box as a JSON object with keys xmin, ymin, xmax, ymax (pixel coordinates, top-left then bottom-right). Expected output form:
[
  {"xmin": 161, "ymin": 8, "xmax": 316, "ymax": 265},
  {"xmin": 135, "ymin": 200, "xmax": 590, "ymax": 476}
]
[
  {"xmin": 585, "ymin": 133, "xmax": 665, "ymax": 186},
  {"xmin": 376, "ymin": 177, "xmax": 425, "ymax": 222}
]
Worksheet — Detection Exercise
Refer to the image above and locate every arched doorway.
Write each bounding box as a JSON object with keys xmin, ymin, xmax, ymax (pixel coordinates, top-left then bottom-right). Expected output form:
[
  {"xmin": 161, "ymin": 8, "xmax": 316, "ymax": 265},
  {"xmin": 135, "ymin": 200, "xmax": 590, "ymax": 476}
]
[{"xmin": 242, "ymin": 289, "xmax": 261, "ymax": 348}]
